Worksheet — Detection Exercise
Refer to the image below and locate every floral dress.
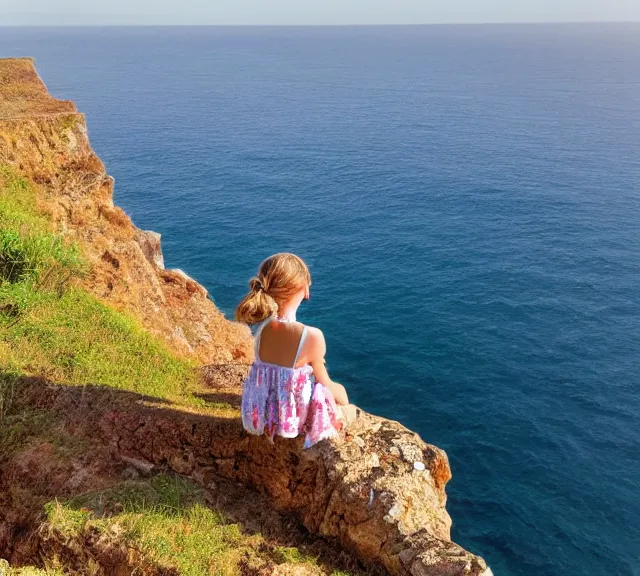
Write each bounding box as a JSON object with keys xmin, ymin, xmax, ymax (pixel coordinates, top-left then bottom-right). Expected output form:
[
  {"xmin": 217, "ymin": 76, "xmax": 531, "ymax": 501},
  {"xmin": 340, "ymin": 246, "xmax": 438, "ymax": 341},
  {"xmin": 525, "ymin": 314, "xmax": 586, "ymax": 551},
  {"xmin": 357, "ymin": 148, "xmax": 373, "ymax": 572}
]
[{"xmin": 241, "ymin": 318, "xmax": 342, "ymax": 448}]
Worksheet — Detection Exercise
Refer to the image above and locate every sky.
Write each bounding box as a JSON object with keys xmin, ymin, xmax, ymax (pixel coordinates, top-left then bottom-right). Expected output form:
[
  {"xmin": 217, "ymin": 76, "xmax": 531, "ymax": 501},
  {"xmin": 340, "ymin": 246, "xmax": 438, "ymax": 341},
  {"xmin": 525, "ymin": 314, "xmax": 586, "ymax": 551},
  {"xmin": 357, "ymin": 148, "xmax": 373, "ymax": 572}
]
[{"xmin": 1, "ymin": 0, "xmax": 639, "ymax": 26}]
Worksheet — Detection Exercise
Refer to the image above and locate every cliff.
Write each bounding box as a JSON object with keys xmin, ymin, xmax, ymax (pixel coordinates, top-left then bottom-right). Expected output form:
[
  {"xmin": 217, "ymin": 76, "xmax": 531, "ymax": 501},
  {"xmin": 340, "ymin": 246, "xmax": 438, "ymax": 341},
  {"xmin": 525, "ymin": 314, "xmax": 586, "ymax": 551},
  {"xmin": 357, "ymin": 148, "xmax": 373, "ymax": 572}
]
[
  {"xmin": 0, "ymin": 57, "xmax": 252, "ymax": 365},
  {"xmin": 0, "ymin": 58, "xmax": 492, "ymax": 576}
]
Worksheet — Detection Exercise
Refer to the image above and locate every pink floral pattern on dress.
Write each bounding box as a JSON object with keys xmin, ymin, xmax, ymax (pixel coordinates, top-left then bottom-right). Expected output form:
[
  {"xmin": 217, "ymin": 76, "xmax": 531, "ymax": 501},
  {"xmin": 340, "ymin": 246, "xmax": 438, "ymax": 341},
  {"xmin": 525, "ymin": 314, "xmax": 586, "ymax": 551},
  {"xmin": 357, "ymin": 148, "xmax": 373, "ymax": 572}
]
[{"xmin": 241, "ymin": 360, "xmax": 342, "ymax": 448}]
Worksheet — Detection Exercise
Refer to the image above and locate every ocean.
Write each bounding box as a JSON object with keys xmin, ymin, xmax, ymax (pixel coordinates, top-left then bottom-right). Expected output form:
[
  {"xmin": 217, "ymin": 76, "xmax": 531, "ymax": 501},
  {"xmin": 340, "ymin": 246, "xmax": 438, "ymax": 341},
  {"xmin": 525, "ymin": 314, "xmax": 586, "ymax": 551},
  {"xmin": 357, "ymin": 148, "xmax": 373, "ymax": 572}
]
[{"xmin": 1, "ymin": 24, "xmax": 638, "ymax": 576}]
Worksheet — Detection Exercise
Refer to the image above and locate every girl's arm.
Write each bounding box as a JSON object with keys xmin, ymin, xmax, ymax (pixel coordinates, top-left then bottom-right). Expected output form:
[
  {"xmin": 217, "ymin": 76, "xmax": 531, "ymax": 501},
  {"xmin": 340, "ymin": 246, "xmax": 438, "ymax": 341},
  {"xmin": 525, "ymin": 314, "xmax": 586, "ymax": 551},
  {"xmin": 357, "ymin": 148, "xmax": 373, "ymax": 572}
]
[{"xmin": 306, "ymin": 327, "xmax": 349, "ymax": 406}]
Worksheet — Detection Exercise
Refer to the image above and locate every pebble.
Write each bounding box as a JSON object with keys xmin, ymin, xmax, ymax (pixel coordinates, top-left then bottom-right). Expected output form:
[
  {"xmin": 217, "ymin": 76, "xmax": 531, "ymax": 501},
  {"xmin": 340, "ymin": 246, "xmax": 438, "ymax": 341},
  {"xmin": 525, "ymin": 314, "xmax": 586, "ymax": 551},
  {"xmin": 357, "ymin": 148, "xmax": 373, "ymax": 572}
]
[
  {"xmin": 413, "ymin": 461, "xmax": 426, "ymax": 471},
  {"xmin": 383, "ymin": 501, "xmax": 403, "ymax": 523}
]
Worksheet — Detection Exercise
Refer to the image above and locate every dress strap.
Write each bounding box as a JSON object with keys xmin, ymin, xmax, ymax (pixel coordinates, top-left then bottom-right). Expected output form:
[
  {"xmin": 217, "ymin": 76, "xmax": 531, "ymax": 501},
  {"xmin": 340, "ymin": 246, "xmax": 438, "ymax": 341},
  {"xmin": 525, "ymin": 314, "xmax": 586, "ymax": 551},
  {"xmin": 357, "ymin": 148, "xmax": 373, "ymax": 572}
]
[
  {"xmin": 292, "ymin": 326, "xmax": 308, "ymax": 368},
  {"xmin": 253, "ymin": 318, "xmax": 271, "ymax": 361}
]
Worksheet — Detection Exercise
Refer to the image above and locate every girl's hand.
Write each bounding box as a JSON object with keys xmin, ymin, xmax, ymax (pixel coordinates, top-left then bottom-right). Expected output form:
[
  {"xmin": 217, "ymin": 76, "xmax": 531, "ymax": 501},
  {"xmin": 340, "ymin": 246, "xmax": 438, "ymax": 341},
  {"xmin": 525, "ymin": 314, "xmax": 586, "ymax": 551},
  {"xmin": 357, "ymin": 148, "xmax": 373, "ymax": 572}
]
[{"xmin": 325, "ymin": 380, "xmax": 349, "ymax": 406}]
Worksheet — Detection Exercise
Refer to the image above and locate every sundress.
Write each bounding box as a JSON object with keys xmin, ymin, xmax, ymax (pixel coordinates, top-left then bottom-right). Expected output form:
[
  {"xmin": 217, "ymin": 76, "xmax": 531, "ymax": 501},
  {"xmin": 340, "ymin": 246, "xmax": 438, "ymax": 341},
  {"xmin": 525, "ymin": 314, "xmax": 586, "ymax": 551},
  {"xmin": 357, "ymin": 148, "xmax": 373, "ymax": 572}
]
[{"xmin": 241, "ymin": 317, "xmax": 342, "ymax": 448}]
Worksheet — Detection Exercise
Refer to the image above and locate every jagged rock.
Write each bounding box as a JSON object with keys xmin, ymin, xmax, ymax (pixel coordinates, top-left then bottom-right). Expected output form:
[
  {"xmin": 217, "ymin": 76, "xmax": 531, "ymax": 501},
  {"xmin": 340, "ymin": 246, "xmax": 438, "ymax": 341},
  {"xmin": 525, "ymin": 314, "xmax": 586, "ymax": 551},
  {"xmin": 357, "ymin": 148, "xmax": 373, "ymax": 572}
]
[
  {"xmin": 96, "ymin": 396, "xmax": 490, "ymax": 576},
  {"xmin": 135, "ymin": 229, "xmax": 165, "ymax": 269}
]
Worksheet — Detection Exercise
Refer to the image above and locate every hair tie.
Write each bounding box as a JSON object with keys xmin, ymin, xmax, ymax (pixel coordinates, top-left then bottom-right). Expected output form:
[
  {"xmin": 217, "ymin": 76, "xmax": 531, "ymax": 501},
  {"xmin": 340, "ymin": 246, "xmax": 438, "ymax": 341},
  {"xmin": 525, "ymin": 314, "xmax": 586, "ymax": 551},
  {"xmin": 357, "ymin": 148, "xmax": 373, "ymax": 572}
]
[{"xmin": 250, "ymin": 277, "xmax": 265, "ymax": 293}]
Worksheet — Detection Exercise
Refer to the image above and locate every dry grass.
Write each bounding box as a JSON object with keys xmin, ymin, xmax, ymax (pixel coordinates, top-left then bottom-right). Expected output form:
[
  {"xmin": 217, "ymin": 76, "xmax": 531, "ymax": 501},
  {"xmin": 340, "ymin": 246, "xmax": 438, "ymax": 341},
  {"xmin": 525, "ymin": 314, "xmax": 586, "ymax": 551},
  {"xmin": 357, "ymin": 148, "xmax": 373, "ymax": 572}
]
[
  {"xmin": 5, "ymin": 567, "xmax": 65, "ymax": 576},
  {"xmin": 0, "ymin": 59, "xmax": 76, "ymax": 119}
]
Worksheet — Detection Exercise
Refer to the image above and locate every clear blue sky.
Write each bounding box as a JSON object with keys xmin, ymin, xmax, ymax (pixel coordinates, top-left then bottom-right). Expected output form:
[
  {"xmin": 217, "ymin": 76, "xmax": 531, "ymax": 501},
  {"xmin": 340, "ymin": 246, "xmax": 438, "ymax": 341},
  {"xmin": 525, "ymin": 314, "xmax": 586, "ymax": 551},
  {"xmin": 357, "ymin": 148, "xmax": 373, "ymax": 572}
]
[{"xmin": 1, "ymin": 0, "xmax": 639, "ymax": 26}]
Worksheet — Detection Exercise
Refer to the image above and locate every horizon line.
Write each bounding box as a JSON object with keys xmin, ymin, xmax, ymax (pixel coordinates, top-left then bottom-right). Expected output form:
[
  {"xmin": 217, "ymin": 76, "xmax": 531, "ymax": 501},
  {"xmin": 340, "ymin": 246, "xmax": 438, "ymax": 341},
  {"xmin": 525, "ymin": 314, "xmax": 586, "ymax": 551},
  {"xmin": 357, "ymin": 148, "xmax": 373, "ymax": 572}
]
[{"xmin": 1, "ymin": 20, "xmax": 640, "ymax": 27}]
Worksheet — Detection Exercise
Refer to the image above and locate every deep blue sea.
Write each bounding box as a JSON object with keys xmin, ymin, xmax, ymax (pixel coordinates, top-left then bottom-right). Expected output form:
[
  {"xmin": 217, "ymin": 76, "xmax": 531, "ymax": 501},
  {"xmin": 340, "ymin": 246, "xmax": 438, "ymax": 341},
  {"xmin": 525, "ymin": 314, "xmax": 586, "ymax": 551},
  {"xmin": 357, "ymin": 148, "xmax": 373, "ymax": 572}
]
[{"xmin": 1, "ymin": 24, "xmax": 639, "ymax": 576}]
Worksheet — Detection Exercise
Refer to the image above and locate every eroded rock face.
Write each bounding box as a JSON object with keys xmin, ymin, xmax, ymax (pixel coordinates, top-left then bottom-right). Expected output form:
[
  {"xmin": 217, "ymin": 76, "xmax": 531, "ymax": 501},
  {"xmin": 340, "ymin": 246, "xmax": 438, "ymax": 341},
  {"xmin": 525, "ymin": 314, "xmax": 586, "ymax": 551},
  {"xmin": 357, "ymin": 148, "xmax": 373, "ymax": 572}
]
[{"xmin": 0, "ymin": 57, "xmax": 252, "ymax": 364}]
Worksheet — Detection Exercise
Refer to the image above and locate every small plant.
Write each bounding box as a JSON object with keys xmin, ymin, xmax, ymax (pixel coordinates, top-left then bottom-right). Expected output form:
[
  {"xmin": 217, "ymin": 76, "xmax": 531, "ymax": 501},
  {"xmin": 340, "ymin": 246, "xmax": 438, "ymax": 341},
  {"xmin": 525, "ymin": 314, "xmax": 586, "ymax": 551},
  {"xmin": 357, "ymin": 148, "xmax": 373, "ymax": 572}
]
[
  {"xmin": 0, "ymin": 229, "xmax": 81, "ymax": 285},
  {"xmin": 45, "ymin": 499, "xmax": 91, "ymax": 537},
  {"xmin": 58, "ymin": 114, "xmax": 79, "ymax": 132},
  {"xmin": 271, "ymin": 546, "xmax": 318, "ymax": 566}
]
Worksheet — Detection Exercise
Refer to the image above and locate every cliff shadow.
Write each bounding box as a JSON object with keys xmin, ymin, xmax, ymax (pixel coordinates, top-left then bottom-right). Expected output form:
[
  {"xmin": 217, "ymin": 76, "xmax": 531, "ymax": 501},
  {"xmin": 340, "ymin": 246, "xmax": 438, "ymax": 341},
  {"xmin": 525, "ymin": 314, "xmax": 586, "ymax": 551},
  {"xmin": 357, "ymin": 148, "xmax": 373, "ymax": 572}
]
[{"xmin": 0, "ymin": 372, "xmax": 384, "ymax": 576}]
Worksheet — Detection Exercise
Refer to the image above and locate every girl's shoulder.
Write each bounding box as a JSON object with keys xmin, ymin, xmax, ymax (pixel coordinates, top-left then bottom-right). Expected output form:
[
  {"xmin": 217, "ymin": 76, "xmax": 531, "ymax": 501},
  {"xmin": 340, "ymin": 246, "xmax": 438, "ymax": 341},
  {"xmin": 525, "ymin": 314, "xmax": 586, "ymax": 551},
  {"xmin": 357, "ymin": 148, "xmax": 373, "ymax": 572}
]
[
  {"xmin": 299, "ymin": 324, "xmax": 326, "ymax": 357},
  {"xmin": 297, "ymin": 322, "xmax": 323, "ymax": 338}
]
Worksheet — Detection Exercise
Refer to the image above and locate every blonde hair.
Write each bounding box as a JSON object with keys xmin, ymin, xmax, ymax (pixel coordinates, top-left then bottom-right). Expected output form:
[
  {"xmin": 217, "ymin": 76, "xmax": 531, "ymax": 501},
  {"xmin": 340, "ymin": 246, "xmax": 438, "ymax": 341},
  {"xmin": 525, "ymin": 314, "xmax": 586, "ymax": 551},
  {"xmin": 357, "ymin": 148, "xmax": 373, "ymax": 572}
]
[{"xmin": 235, "ymin": 253, "xmax": 311, "ymax": 325}]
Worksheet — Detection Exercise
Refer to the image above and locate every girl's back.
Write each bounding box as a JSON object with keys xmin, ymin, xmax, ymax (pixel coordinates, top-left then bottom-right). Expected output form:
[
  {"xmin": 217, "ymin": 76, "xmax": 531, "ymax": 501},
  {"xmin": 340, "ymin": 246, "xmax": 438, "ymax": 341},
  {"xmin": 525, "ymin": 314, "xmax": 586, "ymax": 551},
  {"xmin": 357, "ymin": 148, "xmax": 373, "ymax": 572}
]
[
  {"xmin": 235, "ymin": 253, "xmax": 351, "ymax": 448},
  {"xmin": 257, "ymin": 319, "xmax": 307, "ymax": 368}
]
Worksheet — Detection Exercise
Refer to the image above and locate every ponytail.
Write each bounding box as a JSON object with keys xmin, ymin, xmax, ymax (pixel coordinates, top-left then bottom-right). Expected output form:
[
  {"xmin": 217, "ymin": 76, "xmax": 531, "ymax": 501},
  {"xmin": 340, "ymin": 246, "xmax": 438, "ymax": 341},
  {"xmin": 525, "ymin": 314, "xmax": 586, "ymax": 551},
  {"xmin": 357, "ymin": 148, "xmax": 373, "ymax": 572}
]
[
  {"xmin": 235, "ymin": 276, "xmax": 278, "ymax": 324},
  {"xmin": 235, "ymin": 253, "xmax": 311, "ymax": 325}
]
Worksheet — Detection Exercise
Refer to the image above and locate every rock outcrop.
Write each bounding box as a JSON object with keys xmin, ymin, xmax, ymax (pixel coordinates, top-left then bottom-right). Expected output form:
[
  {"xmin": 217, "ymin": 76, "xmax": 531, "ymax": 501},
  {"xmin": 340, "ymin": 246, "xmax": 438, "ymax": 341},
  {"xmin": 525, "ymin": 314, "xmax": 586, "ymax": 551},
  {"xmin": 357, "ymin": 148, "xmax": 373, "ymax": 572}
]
[
  {"xmin": 0, "ymin": 58, "xmax": 492, "ymax": 576},
  {"xmin": 4, "ymin": 378, "xmax": 492, "ymax": 576},
  {"xmin": 136, "ymin": 229, "xmax": 165, "ymax": 269},
  {"xmin": 111, "ymin": 408, "xmax": 487, "ymax": 576}
]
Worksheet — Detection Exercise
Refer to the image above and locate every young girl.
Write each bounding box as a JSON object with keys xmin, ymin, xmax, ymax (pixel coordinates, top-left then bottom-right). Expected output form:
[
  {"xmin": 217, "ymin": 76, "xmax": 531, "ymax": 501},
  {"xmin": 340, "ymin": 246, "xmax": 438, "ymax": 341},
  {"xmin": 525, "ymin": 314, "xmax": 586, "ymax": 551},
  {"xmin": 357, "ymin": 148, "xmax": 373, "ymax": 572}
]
[{"xmin": 235, "ymin": 252, "xmax": 354, "ymax": 448}]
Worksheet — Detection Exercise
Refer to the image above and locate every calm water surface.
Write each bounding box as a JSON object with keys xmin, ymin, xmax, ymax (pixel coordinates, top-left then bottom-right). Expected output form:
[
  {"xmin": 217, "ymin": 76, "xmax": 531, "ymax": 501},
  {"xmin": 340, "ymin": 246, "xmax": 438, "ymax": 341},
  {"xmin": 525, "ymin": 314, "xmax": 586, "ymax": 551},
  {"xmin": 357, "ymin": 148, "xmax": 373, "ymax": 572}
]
[{"xmin": 1, "ymin": 24, "xmax": 639, "ymax": 576}]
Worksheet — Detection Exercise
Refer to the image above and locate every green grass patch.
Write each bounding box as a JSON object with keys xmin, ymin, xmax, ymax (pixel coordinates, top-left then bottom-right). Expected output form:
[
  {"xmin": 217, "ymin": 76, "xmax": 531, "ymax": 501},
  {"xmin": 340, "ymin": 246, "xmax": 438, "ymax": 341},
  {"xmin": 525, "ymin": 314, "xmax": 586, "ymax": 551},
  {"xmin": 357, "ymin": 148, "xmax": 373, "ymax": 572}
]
[
  {"xmin": 123, "ymin": 502, "xmax": 243, "ymax": 575},
  {"xmin": 0, "ymin": 228, "xmax": 81, "ymax": 285},
  {"xmin": 0, "ymin": 164, "xmax": 83, "ymax": 316},
  {"xmin": 272, "ymin": 546, "xmax": 318, "ymax": 566},
  {"xmin": 0, "ymin": 165, "xmax": 45, "ymax": 230},
  {"xmin": 45, "ymin": 500, "xmax": 91, "ymax": 537},
  {"xmin": 47, "ymin": 475, "xmax": 248, "ymax": 576},
  {"xmin": 66, "ymin": 474, "xmax": 207, "ymax": 518},
  {"xmin": 0, "ymin": 164, "xmax": 201, "ymax": 405},
  {"xmin": 0, "ymin": 288, "xmax": 199, "ymax": 401}
]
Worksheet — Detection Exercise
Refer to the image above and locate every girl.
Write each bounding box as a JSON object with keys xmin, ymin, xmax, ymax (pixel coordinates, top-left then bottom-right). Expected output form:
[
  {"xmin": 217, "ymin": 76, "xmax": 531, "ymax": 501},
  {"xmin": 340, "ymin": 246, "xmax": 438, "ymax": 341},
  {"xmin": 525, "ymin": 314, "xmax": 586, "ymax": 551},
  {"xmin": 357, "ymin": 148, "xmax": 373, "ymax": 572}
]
[{"xmin": 235, "ymin": 252, "xmax": 355, "ymax": 448}]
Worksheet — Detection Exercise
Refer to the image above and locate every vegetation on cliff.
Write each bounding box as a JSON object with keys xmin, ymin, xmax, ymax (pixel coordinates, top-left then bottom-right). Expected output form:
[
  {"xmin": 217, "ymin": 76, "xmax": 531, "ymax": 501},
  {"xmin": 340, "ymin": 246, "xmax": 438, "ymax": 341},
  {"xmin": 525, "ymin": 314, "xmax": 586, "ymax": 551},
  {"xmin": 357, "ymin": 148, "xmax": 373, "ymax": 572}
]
[{"xmin": 0, "ymin": 166, "xmax": 202, "ymax": 405}]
